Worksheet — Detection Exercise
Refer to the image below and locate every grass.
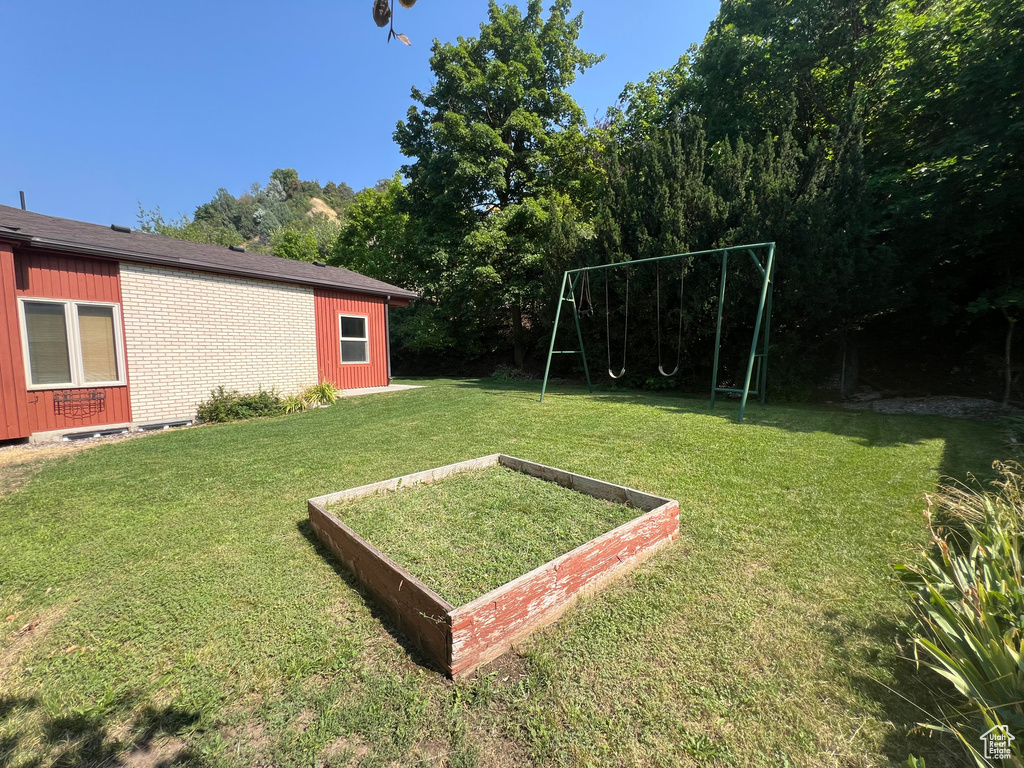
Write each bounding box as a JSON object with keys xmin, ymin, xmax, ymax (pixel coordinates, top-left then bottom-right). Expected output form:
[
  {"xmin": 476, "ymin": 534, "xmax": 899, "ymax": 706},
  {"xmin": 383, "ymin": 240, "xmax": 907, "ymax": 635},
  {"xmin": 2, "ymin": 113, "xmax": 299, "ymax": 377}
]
[
  {"xmin": 0, "ymin": 378, "xmax": 1008, "ymax": 767},
  {"xmin": 329, "ymin": 465, "xmax": 640, "ymax": 605}
]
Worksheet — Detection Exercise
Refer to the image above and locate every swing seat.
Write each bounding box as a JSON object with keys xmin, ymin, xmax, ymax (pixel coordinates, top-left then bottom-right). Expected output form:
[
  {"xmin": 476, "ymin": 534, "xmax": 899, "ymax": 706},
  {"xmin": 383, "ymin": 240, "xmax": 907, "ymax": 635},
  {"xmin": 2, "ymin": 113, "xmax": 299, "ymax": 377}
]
[
  {"xmin": 608, "ymin": 367, "xmax": 626, "ymax": 379},
  {"xmin": 658, "ymin": 364, "xmax": 679, "ymax": 377}
]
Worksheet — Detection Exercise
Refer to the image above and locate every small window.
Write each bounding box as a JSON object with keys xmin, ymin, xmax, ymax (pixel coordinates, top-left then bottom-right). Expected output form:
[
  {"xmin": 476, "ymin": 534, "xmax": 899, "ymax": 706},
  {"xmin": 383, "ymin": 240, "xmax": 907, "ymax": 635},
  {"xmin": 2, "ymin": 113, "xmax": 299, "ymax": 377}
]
[
  {"xmin": 339, "ymin": 314, "xmax": 369, "ymax": 364},
  {"xmin": 19, "ymin": 299, "xmax": 125, "ymax": 388}
]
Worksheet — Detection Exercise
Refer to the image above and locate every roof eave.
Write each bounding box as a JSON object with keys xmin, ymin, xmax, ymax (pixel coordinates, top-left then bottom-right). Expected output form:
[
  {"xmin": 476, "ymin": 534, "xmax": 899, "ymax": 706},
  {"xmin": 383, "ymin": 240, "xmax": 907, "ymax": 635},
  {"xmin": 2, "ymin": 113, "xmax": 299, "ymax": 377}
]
[{"xmin": 0, "ymin": 233, "xmax": 418, "ymax": 301}]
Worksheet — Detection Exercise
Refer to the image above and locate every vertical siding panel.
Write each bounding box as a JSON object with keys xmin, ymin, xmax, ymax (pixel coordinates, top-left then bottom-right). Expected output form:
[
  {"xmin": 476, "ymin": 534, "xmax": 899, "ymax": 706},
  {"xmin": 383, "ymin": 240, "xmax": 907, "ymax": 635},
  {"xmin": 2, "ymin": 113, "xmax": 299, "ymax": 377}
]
[
  {"xmin": 58, "ymin": 256, "xmax": 69, "ymax": 297},
  {"xmin": 86, "ymin": 266, "xmax": 97, "ymax": 301},
  {"xmin": 0, "ymin": 245, "xmax": 30, "ymax": 439},
  {"xmin": 12, "ymin": 250, "xmax": 131, "ymax": 434},
  {"xmin": 314, "ymin": 289, "xmax": 389, "ymax": 389}
]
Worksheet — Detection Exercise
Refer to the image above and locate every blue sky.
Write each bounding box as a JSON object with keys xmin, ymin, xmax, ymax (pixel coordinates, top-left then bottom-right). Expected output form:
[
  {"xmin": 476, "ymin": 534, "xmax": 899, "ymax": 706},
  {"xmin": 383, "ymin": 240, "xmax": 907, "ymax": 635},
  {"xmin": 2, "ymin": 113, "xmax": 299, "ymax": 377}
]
[{"xmin": 1, "ymin": 0, "xmax": 720, "ymax": 227}]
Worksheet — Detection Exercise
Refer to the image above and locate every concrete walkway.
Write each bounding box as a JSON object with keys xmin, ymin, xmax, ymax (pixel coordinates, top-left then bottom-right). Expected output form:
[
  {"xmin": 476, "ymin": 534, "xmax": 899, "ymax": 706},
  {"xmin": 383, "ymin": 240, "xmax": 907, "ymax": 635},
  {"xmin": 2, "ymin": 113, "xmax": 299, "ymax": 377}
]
[{"xmin": 339, "ymin": 384, "xmax": 424, "ymax": 398}]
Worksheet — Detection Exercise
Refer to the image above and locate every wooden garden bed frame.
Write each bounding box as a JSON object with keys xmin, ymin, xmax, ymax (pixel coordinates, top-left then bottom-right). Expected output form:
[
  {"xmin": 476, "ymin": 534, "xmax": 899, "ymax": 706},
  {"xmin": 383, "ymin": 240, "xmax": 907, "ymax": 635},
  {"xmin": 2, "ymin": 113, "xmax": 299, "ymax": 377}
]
[{"xmin": 307, "ymin": 454, "xmax": 680, "ymax": 678}]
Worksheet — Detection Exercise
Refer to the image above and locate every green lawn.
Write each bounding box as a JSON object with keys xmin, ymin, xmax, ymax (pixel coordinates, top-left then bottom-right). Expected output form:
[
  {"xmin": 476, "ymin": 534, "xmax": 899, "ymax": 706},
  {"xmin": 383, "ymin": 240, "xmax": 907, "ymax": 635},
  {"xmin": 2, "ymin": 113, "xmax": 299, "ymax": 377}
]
[
  {"xmin": 0, "ymin": 379, "xmax": 1005, "ymax": 767},
  {"xmin": 330, "ymin": 465, "xmax": 640, "ymax": 606}
]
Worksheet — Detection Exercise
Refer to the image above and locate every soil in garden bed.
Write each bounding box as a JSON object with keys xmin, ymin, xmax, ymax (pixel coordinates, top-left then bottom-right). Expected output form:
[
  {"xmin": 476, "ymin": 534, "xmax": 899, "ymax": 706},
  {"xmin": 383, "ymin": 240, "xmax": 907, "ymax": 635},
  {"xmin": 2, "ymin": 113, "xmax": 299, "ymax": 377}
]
[{"xmin": 328, "ymin": 466, "xmax": 640, "ymax": 605}]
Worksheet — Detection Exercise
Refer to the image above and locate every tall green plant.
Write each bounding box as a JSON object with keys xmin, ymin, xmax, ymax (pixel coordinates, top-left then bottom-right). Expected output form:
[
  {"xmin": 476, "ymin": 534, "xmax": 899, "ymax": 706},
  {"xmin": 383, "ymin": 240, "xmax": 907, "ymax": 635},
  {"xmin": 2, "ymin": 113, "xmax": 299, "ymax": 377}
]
[
  {"xmin": 895, "ymin": 462, "xmax": 1024, "ymax": 766},
  {"xmin": 303, "ymin": 381, "xmax": 339, "ymax": 406}
]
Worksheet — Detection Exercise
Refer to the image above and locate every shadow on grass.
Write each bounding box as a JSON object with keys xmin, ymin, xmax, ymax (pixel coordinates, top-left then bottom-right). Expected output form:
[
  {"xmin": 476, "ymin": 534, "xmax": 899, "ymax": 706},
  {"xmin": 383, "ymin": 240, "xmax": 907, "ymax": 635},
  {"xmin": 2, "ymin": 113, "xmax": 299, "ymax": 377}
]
[
  {"xmin": 814, "ymin": 613, "xmax": 967, "ymax": 768},
  {"xmin": 453, "ymin": 377, "xmax": 1005, "ymax": 481},
  {"xmin": 295, "ymin": 518, "xmax": 447, "ymax": 679},
  {"xmin": 0, "ymin": 694, "xmax": 200, "ymax": 768}
]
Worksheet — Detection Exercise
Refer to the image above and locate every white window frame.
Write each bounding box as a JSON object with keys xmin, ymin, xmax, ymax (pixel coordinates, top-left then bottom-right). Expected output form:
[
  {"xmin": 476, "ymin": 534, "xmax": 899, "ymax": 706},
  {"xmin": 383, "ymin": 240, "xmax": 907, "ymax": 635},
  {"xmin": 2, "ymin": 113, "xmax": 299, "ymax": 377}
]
[
  {"xmin": 17, "ymin": 297, "xmax": 127, "ymax": 390},
  {"xmin": 338, "ymin": 313, "xmax": 370, "ymax": 365}
]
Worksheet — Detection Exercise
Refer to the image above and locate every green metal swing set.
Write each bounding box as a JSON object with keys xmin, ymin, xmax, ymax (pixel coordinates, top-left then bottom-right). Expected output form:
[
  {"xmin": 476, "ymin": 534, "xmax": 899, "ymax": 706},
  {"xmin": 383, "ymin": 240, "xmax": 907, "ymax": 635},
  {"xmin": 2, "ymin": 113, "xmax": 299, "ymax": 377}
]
[{"xmin": 540, "ymin": 242, "xmax": 777, "ymax": 423}]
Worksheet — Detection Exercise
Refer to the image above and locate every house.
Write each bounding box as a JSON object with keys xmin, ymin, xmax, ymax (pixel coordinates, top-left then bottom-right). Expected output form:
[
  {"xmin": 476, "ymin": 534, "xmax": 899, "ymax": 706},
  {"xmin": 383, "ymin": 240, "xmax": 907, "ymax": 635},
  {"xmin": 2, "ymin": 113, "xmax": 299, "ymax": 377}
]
[{"xmin": 0, "ymin": 204, "xmax": 418, "ymax": 442}]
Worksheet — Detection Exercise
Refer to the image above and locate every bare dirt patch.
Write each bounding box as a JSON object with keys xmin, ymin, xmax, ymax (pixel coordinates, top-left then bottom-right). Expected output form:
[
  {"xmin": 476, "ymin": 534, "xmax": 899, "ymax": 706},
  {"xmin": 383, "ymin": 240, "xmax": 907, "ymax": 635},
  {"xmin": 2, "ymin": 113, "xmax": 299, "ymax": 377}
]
[
  {"xmin": 0, "ymin": 604, "xmax": 68, "ymax": 683},
  {"xmin": 290, "ymin": 706, "xmax": 316, "ymax": 734},
  {"xmin": 122, "ymin": 737, "xmax": 185, "ymax": 768},
  {"xmin": 0, "ymin": 444, "xmax": 76, "ymax": 498},
  {"xmin": 307, "ymin": 197, "xmax": 340, "ymax": 220},
  {"xmin": 321, "ymin": 735, "xmax": 370, "ymax": 765},
  {"xmin": 221, "ymin": 720, "xmax": 270, "ymax": 751},
  {"xmin": 472, "ymin": 648, "xmax": 532, "ymax": 684}
]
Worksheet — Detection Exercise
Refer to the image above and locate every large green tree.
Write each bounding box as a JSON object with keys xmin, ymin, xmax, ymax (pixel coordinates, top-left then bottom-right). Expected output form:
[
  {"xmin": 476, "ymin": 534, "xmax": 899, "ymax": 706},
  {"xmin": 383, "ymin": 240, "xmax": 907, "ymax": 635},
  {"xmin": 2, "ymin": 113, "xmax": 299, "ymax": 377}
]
[
  {"xmin": 688, "ymin": 0, "xmax": 886, "ymax": 144},
  {"xmin": 394, "ymin": 0, "xmax": 603, "ymax": 365},
  {"xmin": 870, "ymin": 0, "xmax": 1024, "ymax": 404}
]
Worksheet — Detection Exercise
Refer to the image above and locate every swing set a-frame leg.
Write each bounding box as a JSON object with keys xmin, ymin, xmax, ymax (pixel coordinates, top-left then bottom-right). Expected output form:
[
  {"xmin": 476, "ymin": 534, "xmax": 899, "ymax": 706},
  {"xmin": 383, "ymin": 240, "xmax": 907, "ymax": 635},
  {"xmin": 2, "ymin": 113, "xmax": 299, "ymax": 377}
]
[
  {"xmin": 540, "ymin": 271, "xmax": 592, "ymax": 402},
  {"xmin": 737, "ymin": 244, "xmax": 774, "ymax": 422}
]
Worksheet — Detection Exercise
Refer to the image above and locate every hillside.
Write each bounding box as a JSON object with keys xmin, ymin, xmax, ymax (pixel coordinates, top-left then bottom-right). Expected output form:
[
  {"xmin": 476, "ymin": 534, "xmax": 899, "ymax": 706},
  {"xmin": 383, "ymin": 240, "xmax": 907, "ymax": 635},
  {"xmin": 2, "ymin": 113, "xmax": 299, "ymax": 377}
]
[{"xmin": 137, "ymin": 168, "xmax": 359, "ymax": 261}]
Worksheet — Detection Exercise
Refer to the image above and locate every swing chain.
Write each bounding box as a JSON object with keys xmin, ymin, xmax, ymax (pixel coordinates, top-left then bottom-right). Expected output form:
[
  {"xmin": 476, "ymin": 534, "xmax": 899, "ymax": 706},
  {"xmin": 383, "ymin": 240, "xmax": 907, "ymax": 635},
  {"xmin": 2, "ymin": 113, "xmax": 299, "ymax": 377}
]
[
  {"xmin": 656, "ymin": 260, "xmax": 685, "ymax": 377},
  {"xmin": 578, "ymin": 271, "xmax": 594, "ymax": 318},
  {"xmin": 606, "ymin": 267, "xmax": 628, "ymax": 379}
]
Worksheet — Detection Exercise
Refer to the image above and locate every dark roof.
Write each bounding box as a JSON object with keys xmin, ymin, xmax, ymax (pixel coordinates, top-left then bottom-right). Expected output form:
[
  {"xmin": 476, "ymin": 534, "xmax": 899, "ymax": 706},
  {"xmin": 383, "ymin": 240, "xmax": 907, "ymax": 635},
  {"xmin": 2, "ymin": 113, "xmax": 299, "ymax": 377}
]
[{"xmin": 0, "ymin": 204, "xmax": 418, "ymax": 301}]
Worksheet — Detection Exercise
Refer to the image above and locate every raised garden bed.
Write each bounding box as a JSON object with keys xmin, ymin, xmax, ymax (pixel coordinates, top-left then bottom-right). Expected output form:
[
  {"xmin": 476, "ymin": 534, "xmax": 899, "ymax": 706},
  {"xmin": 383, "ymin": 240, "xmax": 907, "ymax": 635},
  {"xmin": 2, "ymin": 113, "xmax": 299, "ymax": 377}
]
[{"xmin": 308, "ymin": 454, "xmax": 679, "ymax": 677}]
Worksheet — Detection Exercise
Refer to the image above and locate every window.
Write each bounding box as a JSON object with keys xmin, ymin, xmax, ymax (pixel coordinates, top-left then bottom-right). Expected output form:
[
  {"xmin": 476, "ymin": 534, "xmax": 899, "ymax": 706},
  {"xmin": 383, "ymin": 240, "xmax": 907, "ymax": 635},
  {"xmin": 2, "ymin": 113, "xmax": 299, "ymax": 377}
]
[
  {"xmin": 19, "ymin": 299, "xmax": 125, "ymax": 388},
  {"xmin": 339, "ymin": 314, "xmax": 369, "ymax": 364}
]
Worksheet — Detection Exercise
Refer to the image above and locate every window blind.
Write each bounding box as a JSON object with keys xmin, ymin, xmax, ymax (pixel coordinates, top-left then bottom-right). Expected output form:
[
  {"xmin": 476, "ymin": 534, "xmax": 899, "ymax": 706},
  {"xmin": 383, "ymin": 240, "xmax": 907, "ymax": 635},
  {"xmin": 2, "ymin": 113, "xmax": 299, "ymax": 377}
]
[
  {"xmin": 77, "ymin": 305, "xmax": 119, "ymax": 383},
  {"xmin": 23, "ymin": 302, "xmax": 72, "ymax": 385}
]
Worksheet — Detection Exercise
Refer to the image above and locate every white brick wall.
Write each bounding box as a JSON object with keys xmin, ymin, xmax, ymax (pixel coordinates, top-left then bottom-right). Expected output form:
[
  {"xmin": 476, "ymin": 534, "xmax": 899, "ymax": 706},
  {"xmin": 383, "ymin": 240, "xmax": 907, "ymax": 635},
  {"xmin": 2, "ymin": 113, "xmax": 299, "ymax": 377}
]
[{"xmin": 120, "ymin": 263, "xmax": 319, "ymax": 423}]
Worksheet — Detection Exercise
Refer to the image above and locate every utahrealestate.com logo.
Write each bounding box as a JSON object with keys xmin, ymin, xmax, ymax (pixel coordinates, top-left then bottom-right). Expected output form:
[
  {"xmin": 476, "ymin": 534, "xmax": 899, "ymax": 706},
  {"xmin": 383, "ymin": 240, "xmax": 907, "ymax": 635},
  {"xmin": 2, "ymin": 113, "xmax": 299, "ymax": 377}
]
[{"xmin": 981, "ymin": 725, "xmax": 1016, "ymax": 761}]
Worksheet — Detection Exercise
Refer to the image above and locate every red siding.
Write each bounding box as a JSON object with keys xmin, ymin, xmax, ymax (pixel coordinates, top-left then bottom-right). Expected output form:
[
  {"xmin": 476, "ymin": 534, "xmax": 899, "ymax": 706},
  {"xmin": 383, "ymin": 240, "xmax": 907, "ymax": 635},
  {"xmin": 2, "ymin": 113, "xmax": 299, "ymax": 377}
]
[
  {"xmin": 14, "ymin": 251, "xmax": 121, "ymax": 302},
  {"xmin": 315, "ymin": 289, "xmax": 389, "ymax": 389},
  {"xmin": 11, "ymin": 249, "xmax": 131, "ymax": 434},
  {"xmin": 0, "ymin": 245, "xmax": 31, "ymax": 440}
]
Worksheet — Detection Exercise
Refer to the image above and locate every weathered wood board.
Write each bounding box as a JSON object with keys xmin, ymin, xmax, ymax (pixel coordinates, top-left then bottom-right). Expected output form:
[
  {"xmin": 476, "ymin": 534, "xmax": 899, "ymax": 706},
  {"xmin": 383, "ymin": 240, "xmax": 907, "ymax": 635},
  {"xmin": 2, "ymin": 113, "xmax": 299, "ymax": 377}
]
[{"xmin": 308, "ymin": 454, "xmax": 680, "ymax": 678}]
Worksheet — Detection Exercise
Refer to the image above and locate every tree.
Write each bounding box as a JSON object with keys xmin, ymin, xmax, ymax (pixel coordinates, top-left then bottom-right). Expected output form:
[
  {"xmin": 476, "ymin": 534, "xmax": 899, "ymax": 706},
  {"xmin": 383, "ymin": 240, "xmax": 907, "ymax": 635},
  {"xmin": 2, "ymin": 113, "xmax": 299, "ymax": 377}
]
[
  {"xmin": 331, "ymin": 176, "xmax": 412, "ymax": 282},
  {"xmin": 394, "ymin": 0, "xmax": 603, "ymax": 365},
  {"xmin": 688, "ymin": 0, "xmax": 886, "ymax": 145},
  {"xmin": 194, "ymin": 188, "xmax": 240, "ymax": 231},
  {"xmin": 870, "ymin": 0, "xmax": 1024, "ymax": 403},
  {"xmin": 270, "ymin": 228, "xmax": 320, "ymax": 263},
  {"xmin": 322, "ymin": 181, "xmax": 356, "ymax": 211},
  {"xmin": 270, "ymin": 168, "xmax": 302, "ymax": 200},
  {"xmin": 136, "ymin": 205, "xmax": 243, "ymax": 248}
]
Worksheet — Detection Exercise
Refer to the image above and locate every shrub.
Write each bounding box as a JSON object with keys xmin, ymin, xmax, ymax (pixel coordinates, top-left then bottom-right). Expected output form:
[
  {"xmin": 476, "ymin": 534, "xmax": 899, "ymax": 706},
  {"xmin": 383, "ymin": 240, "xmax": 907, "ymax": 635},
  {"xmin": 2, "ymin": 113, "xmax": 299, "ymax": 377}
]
[
  {"xmin": 895, "ymin": 461, "xmax": 1024, "ymax": 766},
  {"xmin": 196, "ymin": 386, "xmax": 285, "ymax": 423},
  {"xmin": 281, "ymin": 394, "xmax": 309, "ymax": 414},
  {"xmin": 303, "ymin": 381, "xmax": 339, "ymax": 406},
  {"xmin": 491, "ymin": 364, "xmax": 534, "ymax": 382}
]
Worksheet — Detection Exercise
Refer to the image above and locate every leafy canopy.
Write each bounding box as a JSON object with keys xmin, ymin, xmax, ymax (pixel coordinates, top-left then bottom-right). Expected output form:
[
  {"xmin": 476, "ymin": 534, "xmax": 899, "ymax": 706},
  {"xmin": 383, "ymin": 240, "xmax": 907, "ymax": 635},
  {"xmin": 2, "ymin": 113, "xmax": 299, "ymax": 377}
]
[{"xmin": 393, "ymin": 0, "xmax": 603, "ymax": 362}]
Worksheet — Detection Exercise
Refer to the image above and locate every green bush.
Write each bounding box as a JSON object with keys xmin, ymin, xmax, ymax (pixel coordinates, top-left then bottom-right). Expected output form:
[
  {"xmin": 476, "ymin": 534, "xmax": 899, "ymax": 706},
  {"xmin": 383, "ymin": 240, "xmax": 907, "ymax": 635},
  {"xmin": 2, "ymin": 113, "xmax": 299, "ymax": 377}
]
[
  {"xmin": 281, "ymin": 394, "xmax": 309, "ymax": 414},
  {"xmin": 302, "ymin": 381, "xmax": 339, "ymax": 406},
  {"xmin": 491, "ymin": 364, "xmax": 534, "ymax": 382},
  {"xmin": 196, "ymin": 386, "xmax": 285, "ymax": 423},
  {"xmin": 895, "ymin": 461, "xmax": 1024, "ymax": 766}
]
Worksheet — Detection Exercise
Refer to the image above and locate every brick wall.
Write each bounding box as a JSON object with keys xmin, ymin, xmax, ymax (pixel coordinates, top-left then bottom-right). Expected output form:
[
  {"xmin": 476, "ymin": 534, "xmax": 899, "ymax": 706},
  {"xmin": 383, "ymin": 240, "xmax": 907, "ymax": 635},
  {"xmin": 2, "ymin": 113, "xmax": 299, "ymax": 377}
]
[{"xmin": 120, "ymin": 263, "xmax": 319, "ymax": 423}]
